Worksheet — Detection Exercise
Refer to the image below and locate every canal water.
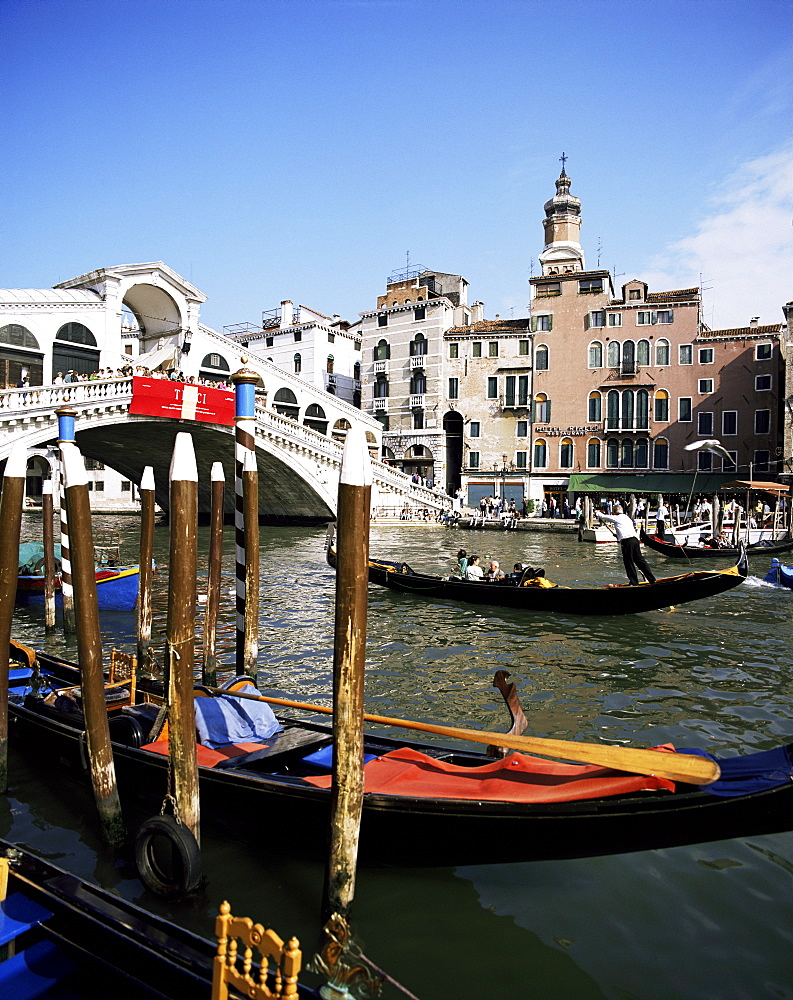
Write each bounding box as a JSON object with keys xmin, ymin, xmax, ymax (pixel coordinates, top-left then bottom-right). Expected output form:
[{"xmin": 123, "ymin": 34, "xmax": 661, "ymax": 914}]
[{"xmin": 4, "ymin": 516, "xmax": 792, "ymax": 999}]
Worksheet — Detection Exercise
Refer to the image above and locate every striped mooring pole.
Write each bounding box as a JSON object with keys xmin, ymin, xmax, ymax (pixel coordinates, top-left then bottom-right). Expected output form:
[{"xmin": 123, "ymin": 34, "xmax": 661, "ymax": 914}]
[{"xmin": 55, "ymin": 406, "xmax": 78, "ymax": 633}]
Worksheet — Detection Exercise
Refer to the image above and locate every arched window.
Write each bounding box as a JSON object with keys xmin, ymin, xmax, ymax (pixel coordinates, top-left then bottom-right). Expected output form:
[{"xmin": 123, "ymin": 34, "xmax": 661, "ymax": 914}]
[
  {"xmin": 606, "ymin": 390, "xmax": 620, "ymax": 430},
  {"xmin": 635, "ymin": 438, "xmax": 649, "ymax": 468},
  {"xmin": 637, "ymin": 339, "xmax": 650, "ymax": 366},
  {"xmin": 621, "ymin": 390, "xmax": 634, "ymax": 430},
  {"xmin": 0, "ymin": 324, "xmax": 40, "ymax": 350},
  {"xmin": 410, "ymin": 333, "xmax": 427, "ymax": 357},
  {"xmin": 606, "ymin": 438, "xmax": 619, "ymax": 468},
  {"xmin": 607, "ymin": 340, "xmax": 620, "ymax": 368},
  {"xmin": 332, "ymin": 418, "xmax": 351, "ymax": 441},
  {"xmin": 655, "ymin": 338, "xmax": 670, "ymax": 366},
  {"xmin": 621, "ymin": 438, "xmax": 634, "ymax": 467},
  {"xmin": 535, "ymin": 344, "xmax": 549, "ymax": 371},
  {"xmin": 533, "ymin": 437, "xmax": 547, "ymax": 468},
  {"xmin": 374, "ymin": 376, "xmax": 389, "ymax": 398},
  {"xmin": 303, "ymin": 403, "xmax": 328, "ymax": 434},
  {"xmin": 326, "ymin": 355, "xmax": 334, "ymax": 373},
  {"xmin": 533, "ymin": 393, "xmax": 551, "ymax": 423},
  {"xmin": 293, "ymin": 353, "xmax": 302, "ymax": 374},
  {"xmin": 201, "ymin": 352, "xmax": 230, "ymax": 371},
  {"xmin": 587, "ymin": 438, "xmax": 601, "ymax": 468},
  {"xmin": 636, "ymin": 389, "xmax": 649, "ymax": 430},
  {"xmin": 654, "ymin": 389, "xmax": 669, "ymax": 422},
  {"xmin": 410, "ymin": 372, "xmax": 426, "ymax": 394},
  {"xmin": 374, "ymin": 339, "xmax": 389, "ymax": 361},
  {"xmin": 273, "ymin": 387, "xmax": 299, "ymax": 419},
  {"xmin": 622, "ymin": 340, "xmax": 636, "ymax": 373},
  {"xmin": 560, "ymin": 437, "xmax": 573, "ymax": 469},
  {"xmin": 588, "ymin": 341, "xmax": 603, "ymax": 368},
  {"xmin": 588, "ymin": 391, "xmax": 602, "ymax": 423},
  {"xmin": 55, "ymin": 322, "xmax": 96, "ymax": 346},
  {"xmin": 653, "ymin": 437, "xmax": 669, "ymax": 469}
]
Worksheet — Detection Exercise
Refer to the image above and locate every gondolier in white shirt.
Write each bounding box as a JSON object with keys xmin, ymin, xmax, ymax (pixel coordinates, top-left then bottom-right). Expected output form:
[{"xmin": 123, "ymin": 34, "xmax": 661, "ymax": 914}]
[{"xmin": 596, "ymin": 505, "xmax": 657, "ymax": 586}]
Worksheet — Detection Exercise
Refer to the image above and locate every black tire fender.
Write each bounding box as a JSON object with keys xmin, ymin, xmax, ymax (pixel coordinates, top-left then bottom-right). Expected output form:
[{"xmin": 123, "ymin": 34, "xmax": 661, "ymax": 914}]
[{"xmin": 134, "ymin": 815, "xmax": 201, "ymax": 897}]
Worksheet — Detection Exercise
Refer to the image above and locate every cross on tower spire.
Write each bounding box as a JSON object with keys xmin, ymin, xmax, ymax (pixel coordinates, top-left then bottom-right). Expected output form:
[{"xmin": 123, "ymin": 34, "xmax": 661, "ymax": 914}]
[{"xmin": 559, "ymin": 151, "xmax": 568, "ymax": 173}]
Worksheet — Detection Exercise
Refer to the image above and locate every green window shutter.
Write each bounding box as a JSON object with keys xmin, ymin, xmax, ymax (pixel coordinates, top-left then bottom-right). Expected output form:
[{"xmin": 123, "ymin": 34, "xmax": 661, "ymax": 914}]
[
  {"xmin": 547, "ymin": 316, "xmax": 553, "ymax": 331},
  {"xmin": 530, "ymin": 317, "xmax": 537, "ymax": 332}
]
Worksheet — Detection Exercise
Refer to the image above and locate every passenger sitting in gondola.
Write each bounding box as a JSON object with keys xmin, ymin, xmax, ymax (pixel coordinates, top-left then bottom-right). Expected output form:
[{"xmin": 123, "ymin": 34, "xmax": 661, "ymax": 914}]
[
  {"xmin": 486, "ymin": 560, "xmax": 505, "ymax": 582},
  {"xmin": 465, "ymin": 555, "xmax": 484, "ymax": 580}
]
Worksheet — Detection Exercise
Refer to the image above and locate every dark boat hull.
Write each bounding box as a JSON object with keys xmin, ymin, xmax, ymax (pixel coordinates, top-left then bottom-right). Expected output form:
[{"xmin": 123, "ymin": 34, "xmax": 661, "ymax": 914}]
[
  {"xmin": 640, "ymin": 528, "xmax": 793, "ymax": 560},
  {"xmin": 329, "ymin": 546, "xmax": 749, "ymax": 616},
  {"xmin": 8, "ymin": 648, "xmax": 791, "ymax": 867}
]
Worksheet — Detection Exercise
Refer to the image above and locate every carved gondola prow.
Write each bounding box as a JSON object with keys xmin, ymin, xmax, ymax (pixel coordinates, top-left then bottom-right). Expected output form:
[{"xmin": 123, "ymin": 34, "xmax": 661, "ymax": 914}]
[
  {"xmin": 487, "ymin": 669, "xmax": 529, "ymax": 758},
  {"xmin": 212, "ymin": 901, "xmax": 302, "ymax": 1000}
]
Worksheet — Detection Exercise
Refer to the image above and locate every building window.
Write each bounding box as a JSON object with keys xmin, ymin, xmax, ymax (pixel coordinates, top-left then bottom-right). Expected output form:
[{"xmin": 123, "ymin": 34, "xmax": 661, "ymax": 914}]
[
  {"xmin": 413, "ymin": 410, "xmax": 424, "ymax": 430},
  {"xmin": 754, "ymin": 450, "xmax": 770, "ymax": 472},
  {"xmin": 636, "ymin": 339, "xmax": 650, "ymax": 366},
  {"xmin": 756, "ymin": 343, "xmax": 772, "ymax": 360},
  {"xmin": 293, "ymin": 353, "xmax": 301, "ymax": 374},
  {"xmin": 293, "ymin": 331, "xmax": 302, "ymax": 342},
  {"xmin": 698, "ymin": 451, "xmax": 712, "ymax": 471},
  {"xmin": 265, "ymin": 336, "xmax": 274, "ymax": 348},
  {"xmin": 531, "ymin": 315, "xmax": 553, "ymax": 332},
  {"xmin": 516, "ymin": 420, "xmax": 528, "ymax": 437},
  {"xmin": 723, "ymin": 451, "xmax": 737, "ymax": 472},
  {"xmin": 353, "ymin": 361, "xmax": 361, "ymax": 380},
  {"xmin": 588, "ymin": 341, "xmax": 603, "ymax": 368},
  {"xmin": 679, "ymin": 344, "xmax": 693, "ymax": 364},
  {"xmin": 723, "ymin": 411, "xmax": 737, "ymax": 435},
  {"xmin": 504, "ymin": 376, "xmax": 516, "ymax": 407},
  {"xmin": 622, "ymin": 340, "xmax": 636, "ymax": 373},
  {"xmin": 635, "ymin": 438, "xmax": 649, "ymax": 468},
  {"xmin": 376, "ymin": 414, "xmax": 389, "ymax": 431},
  {"xmin": 590, "ymin": 310, "xmax": 606, "ymax": 328},
  {"xmin": 560, "ymin": 437, "xmax": 573, "ymax": 468},
  {"xmin": 755, "ymin": 409, "xmax": 770, "ymax": 434},
  {"xmin": 755, "ymin": 374, "xmax": 772, "ymax": 390},
  {"xmin": 536, "ymin": 282, "xmax": 561, "ymax": 297},
  {"xmin": 487, "ymin": 377, "xmax": 498, "ymax": 399},
  {"xmin": 410, "ymin": 373, "xmax": 426, "ymax": 395},
  {"xmin": 489, "ymin": 341, "xmax": 499, "ymax": 357},
  {"xmin": 470, "ymin": 421, "xmax": 480, "ymax": 437},
  {"xmin": 378, "ymin": 314, "xmax": 388, "ymax": 327},
  {"xmin": 607, "ymin": 340, "xmax": 620, "ymax": 368},
  {"xmin": 621, "ymin": 390, "xmax": 634, "ymax": 430},
  {"xmin": 656, "ymin": 310, "xmax": 674, "ymax": 324},
  {"xmin": 533, "ymin": 393, "xmax": 551, "ymax": 423},
  {"xmin": 472, "ymin": 342, "xmax": 482, "ymax": 357},
  {"xmin": 636, "ymin": 389, "xmax": 649, "ymax": 430},
  {"xmin": 587, "ymin": 438, "xmax": 601, "ymax": 467},
  {"xmin": 469, "ymin": 451, "xmax": 480, "ymax": 469},
  {"xmin": 121, "ymin": 480, "xmax": 131, "ymax": 492},
  {"xmin": 414, "ymin": 306, "xmax": 425, "ymax": 321},
  {"xmin": 578, "ymin": 278, "xmax": 603, "ymax": 294},
  {"xmin": 629, "ymin": 289, "xmax": 642, "ymax": 300},
  {"xmin": 535, "ymin": 345, "xmax": 549, "ymax": 370},
  {"xmin": 606, "ymin": 390, "xmax": 619, "ymax": 430},
  {"xmin": 411, "ymin": 333, "xmax": 427, "ymax": 356},
  {"xmin": 621, "ymin": 439, "xmax": 634, "ymax": 468},
  {"xmin": 606, "ymin": 438, "xmax": 619, "ymax": 468},
  {"xmin": 374, "ymin": 377, "xmax": 389, "ymax": 398},
  {"xmin": 448, "ymin": 377, "xmax": 459, "ymax": 400},
  {"xmin": 84, "ymin": 458, "xmax": 105, "ymax": 470},
  {"xmin": 518, "ymin": 375, "xmax": 529, "ymax": 406},
  {"xmin": 698, "ymin": 411, "xmax": 714, "ymax": 435},
  {"xmin": 326, "ymin": 355, "xmax": 334, "ymax": 373},
  {"xmin": 637, "ymin": 312, "xmax": 654, "ymax": 326},
  {"xmin": 679, "ymin": 397, "xmax": 692, "ymax": 421},
  {"xmin": 374, "ymin": 339, "xmax": 389, "ymax": 361},
  {"xmin": 655, "ymin": 339, "xmax": 670, "ymax": 366},
  {"xmin": 653, "ymin": 438, "xmax": 669, "ymax": 469},
  {"xmin": 533, "ymin": 439, "xmax": 547, "ymax": 468},
  {"xmin": 94, "ymin": 481, "xmax": 105, "ymax": 492},
  {"xmin": 516, "ymin": 451, "xmax": 527, "ymax": 469},
  {"xmin": 328, "ymin": 333, "xmax": 335, "ymax": 344},
  {"xmin": 588, "ymin": 391, "xmax": 602, "ymax": 422},
  {"xmin": 698, "ymin": 378, "xmax": 713, "ymax": 394},
  {"xmin": 698, "ymin": 347, "xmax": 714, "ymax": 364},
  {"xmin": 607, "ymin": 313, "xmax": 622, "ymax": 327},
  {"xmin": 519, "ymin": 340, "xmax": 530, "ymax": 356},
  {"xmin": 654, "ymin": 389, "xmax": 669, "ymax": 422},
  {"xmin": 449, "ymin": 342, "xmax": 459, "ymax": 359}
]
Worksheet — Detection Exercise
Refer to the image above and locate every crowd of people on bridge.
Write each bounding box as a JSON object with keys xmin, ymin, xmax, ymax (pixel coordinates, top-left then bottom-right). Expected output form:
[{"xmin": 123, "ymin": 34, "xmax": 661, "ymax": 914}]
[{"xmin": 10, "ymin": 365, "xmax": 232, "ymax": 400}]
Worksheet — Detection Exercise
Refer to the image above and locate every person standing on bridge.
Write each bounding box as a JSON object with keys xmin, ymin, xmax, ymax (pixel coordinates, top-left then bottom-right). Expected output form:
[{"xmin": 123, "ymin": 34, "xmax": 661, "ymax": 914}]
[{"xmin": 595, "ymin": 505, "xmax": 656, "ymax": 586}]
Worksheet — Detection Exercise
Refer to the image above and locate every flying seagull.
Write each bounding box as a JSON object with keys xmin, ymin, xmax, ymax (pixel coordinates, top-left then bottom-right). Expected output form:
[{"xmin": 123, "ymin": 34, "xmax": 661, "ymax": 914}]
[{"xmin": 684, "ymin": 439, "xmax": 734, "ymax": 463}]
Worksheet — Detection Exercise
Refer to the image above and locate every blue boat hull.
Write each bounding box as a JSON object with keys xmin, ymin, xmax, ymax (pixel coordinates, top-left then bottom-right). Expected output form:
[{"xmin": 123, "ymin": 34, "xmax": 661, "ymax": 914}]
[{"xmin": 16, "ymin": 566, "xmax": 140, "ymax": 611}]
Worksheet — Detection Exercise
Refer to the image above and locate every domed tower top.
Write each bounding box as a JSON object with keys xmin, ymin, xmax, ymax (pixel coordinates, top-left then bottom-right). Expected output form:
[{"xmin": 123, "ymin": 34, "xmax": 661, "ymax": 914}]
[{"xmin": 538, "ymin": 155, "xmax": 585, "ymax": 275}]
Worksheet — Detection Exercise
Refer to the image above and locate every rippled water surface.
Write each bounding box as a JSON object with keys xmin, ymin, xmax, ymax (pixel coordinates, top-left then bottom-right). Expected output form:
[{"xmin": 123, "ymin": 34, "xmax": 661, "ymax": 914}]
[{"xmin": 5, "ymin": 516, "xmax": 793, "ymax": 999}]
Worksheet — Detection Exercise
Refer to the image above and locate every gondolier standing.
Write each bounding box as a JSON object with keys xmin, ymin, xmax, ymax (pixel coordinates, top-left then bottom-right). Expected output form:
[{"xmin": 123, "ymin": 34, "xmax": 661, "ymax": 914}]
[
  {"xmin": 596, "ymin": 505, "xmax": 657, "ymax": 586},
  {"xmin": 656, "ymin": 497, "xmax": 669, "ymax": 540}
]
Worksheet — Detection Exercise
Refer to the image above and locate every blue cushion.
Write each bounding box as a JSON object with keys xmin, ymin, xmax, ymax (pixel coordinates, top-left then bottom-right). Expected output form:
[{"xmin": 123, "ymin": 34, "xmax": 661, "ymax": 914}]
[{"xmin": 194, "ymin": 683, "xmax": 282, "ymax": 749}]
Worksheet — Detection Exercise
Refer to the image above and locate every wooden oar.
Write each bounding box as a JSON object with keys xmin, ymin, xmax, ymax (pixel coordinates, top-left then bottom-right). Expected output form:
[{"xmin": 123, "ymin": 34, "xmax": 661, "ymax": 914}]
[{"xmin": 205, "ymin": 687, "xmax": 721, "ymax": 785}]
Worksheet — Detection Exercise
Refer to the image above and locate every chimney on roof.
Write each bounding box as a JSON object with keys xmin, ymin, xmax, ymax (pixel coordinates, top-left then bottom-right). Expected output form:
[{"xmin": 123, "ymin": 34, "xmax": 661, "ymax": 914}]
[
  {"xmin": 750, "ymin": 317, "xmax": 759, "ymax": 327},
  {"xmin": 280, "ymin": 300, "xmax": 293, "ymax": 327},
  {"xmin": 495, "ymin": 313, "xmax": 500, "ymax": 320},
  {"xmin": 471, "ymin": 301, "xmax": 484, "ymax": 323}
]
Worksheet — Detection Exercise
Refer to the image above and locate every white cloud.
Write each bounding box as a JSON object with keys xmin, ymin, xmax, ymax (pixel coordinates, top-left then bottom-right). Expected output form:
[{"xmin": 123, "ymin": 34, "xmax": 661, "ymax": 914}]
[{"xmin": 643, "ymin": 143, "xmax": 793, "ymax": 329}]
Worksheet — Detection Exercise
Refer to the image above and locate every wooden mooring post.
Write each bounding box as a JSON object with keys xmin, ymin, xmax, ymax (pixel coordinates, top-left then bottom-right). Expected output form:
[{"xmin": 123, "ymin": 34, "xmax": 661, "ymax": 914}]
[
  {"xmin": 165, "ymin": 432, "xmax": 200, "ymax": 844},
  {"xmin": 137, "ymin": 466, "xmax": 156, "ymax": 674},
  {"xmin": 55, "ymin": 406, "xmax": 77, "ymax": 633},
  {"xmin": 41, "ymin": 480, "xmax": 57, "ymax": 632},
  {"xmin": 0, "ymin": 442, "xmax": 27, "ymax": 793},
  {"xmin": 231, "ymin": 369, "xmax": 260, "ymax": 679},
  {"xmin": 61, "ymin": 443, "xmax": 124, "ymax": 846},
  {"xmin": 202, "ymin": 462, "xmax": 225, "ymax": 687}
]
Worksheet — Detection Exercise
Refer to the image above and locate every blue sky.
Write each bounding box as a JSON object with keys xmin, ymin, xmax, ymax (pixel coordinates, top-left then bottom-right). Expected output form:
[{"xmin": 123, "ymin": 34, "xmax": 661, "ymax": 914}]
[{"xmin": 3, "ymin": 0, "xmax": 792, "ymax": 332}]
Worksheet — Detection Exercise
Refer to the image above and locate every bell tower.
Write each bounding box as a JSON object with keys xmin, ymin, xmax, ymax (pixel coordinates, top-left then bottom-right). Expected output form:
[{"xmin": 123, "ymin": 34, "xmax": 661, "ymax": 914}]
[{"xmin": 538, "ymin": 154, "xmax": 585, "ymax": 275}]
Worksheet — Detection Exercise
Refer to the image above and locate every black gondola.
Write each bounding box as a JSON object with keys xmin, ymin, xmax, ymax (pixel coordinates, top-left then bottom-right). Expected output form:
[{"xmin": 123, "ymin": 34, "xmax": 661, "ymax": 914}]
[
  {"xmin": 640, "ymin": 528, "xmax": 793, "ymax": 560},
  {"xmin": 326, "ymin": 541, "xmax": 748, "ymax": 616},
  {"xmin": 0, "ymin": 838, "xmax": 316, "ymax": 999},
  {"xmin": 7, "ymin": 644, "xmax": 792, "ymax": 867}
]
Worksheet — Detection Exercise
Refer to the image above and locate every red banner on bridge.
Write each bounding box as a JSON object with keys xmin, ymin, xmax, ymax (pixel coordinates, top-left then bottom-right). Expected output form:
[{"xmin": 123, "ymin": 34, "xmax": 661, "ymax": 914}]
[{"xmin": 129, "ymin": 377, "xmax": 235, "ymax": 426}]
